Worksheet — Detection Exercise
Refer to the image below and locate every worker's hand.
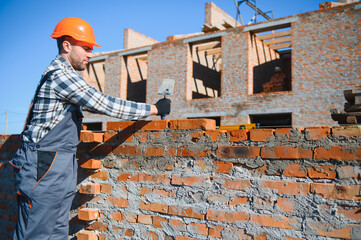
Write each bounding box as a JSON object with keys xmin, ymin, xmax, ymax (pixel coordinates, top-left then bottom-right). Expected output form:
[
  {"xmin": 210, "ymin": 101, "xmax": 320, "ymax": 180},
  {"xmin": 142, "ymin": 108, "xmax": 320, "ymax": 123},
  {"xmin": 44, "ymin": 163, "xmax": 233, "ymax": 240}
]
[{"xmin": 155, "ymin": 98, "xmax": 171, "ymax": 116}]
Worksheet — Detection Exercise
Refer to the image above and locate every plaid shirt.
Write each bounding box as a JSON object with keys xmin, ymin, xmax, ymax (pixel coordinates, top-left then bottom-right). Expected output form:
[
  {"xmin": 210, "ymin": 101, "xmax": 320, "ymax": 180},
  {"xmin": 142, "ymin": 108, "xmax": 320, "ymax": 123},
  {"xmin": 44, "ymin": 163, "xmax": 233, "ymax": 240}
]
[{"xmin": 23, "ymin": 55, "xmax": 150, "ymax": 143}]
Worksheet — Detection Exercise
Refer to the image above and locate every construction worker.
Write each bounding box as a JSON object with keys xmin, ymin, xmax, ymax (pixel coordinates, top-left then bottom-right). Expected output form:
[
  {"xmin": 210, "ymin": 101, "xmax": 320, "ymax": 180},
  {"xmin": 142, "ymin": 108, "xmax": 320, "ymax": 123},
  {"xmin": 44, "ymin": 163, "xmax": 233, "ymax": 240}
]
[{"xmin": 9, "ymin": 17, "xmax": 171, "ymax": 239}]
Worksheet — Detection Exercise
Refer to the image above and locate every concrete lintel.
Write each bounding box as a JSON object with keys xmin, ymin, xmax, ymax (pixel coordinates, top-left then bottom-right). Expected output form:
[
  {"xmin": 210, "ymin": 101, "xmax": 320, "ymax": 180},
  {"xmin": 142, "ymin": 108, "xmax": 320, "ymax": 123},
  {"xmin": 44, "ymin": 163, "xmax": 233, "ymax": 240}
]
[
  {"xmin": 183, "ymin": 111, "xmax": 229, "ymax": 118},
  {"xmin": 117, "ymin": 46, "xmax": 152, "ymax": 57},
  {"xmin": 243, "ymin": 17, "xmax": 299, "ymax": 33},
  {"xmin": 183, "ymin": 31, "xmax": 226, "ymax": 44},
  {"xmin": 89, "ymin": 55, "xmax": 109, "ymax": 63}
]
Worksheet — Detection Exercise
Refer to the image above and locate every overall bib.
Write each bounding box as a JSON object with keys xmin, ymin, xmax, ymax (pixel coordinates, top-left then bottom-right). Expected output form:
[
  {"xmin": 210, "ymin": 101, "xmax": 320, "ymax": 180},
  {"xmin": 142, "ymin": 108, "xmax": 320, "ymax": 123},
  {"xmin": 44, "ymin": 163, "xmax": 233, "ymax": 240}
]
[{"xmin": 10, "ymin": 107, "xmax": 82, "ymax": 240}]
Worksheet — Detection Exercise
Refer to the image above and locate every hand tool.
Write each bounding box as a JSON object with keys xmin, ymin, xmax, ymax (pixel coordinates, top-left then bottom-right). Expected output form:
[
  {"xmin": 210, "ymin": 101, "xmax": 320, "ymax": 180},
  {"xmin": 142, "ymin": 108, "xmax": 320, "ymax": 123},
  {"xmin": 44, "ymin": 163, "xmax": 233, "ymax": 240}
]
[{"xmin": 157, "ymin": 78, "xmax": 175, "ymax": 120}]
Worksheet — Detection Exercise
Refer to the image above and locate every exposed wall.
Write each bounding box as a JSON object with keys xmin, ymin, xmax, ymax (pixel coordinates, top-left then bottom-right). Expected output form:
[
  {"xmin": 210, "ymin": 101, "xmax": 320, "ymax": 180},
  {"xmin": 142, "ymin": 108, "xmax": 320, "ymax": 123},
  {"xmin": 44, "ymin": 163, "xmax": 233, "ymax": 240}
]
[
  {"xmin": 1, "ymin": 119, "xmax": 360, "ymax": 239},
  {"xmin": 123, "ymin": 28, "xmax": 159, "ymax": 50}
]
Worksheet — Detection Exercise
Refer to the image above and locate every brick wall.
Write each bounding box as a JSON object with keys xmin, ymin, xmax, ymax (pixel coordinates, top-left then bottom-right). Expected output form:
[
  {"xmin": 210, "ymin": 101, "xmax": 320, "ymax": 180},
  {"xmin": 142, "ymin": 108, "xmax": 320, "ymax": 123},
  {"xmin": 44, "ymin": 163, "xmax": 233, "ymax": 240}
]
[{"xmin": 1, "ymin": 119, "xmax": 360, "ymax": 239}]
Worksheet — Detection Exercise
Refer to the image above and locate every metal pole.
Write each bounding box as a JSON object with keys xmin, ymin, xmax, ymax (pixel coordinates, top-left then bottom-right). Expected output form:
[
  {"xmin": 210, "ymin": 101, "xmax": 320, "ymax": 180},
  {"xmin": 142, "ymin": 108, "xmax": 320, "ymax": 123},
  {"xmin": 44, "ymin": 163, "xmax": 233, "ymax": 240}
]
[{"xmin": 5, "ymin": 110, "xmax": 8, "ymax": 135}]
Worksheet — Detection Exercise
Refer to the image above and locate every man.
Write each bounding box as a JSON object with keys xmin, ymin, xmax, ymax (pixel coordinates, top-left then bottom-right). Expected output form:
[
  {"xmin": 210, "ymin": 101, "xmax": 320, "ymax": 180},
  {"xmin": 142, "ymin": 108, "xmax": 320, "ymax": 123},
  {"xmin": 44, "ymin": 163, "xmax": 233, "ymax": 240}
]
[{"xmin": 9, "ymin": 17, "xmax": 171, "ymax": 239}]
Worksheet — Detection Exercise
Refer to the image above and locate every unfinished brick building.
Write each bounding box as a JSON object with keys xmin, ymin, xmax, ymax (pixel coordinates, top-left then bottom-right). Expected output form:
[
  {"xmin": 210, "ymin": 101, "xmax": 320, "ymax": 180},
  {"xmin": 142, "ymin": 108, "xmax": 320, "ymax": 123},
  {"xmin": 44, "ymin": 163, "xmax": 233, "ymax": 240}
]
[{"xmin": 82, "ymin": 1, "xmax": 360, "ymax": 130}]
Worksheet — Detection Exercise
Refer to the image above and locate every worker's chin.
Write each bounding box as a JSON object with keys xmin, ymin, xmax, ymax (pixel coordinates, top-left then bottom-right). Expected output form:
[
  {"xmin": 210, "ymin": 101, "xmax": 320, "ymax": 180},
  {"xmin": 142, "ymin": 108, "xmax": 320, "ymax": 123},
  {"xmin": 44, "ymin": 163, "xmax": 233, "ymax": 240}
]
[{"xmin": 74, "ymin": 64, "xmax": 86, "ymax": 71}]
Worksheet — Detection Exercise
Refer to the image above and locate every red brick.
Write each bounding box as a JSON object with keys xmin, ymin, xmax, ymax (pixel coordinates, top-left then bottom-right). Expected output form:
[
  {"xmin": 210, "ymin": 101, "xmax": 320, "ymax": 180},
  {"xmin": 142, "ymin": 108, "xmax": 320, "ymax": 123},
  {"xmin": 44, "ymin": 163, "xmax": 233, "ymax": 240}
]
[
  {"xmin": 218, "ymin": 177, "xmax": 251, "ymax": 191},
  {"xmin": 103, "ymin": 132, "xmax": 133, "ymax": 143},
  {"xmin": 277, "ymin": 198, "xmax": 295, "ymax": 212},
  {"xmin": 152, "ymin": 215, "xmax": 168, "ymax": 228},
  {"xmin": 170, "ymin": 219, "xmax": 187, "ymax": 231},
  {"xmin": 85, "ymin": 221, "xmax": 108, "ymax": 231},
  {"xmin": 135, "ymin": 120, "xmax": 168, "ymax": 131},
  {"xmin": 78, "ymin": 208, "xmax": 99, "ymax": 221},
  {"xmin": 169, "ymin": 119, "xmax": 216, "ymax": 130},
  {"xmin": 189, "ymin": 222, "xmax": 208, "ymax": 235},
  {"xmin": 138, "ymin": 173, "xmax": 170, "ymax": 184},
  {"xmin": 134, "ymin": 132, "xmax": 148, "ymax": 142},
  {"xmin": 143, "ymin": 147, "xmax": 165, "ymax": 156},
  {"xmin": 206, "ymin": 209, "xmax": 249, "ymax": 222},
  {"xmin": 283, "ymin": 163, "xmax": 307, "ymax": 177},
  {"xmin": 125, "ymin": 228, "xmax": 134, "ymax": 237},
  {"xmin": 112, "ymin": 145, "xmax": 141, "ymax": 155},
  {"xmin": 275, "ymin": 128, "xmax": 295, "ymax": 141},
  {"xmin": 261, "ymin": 146, "xmax": 312, "ymax": 159},
  {"xmin": 337, "ymin": 206, "xmax": 361, "ymax": 221},
  {"xmin": 314, "ymin": 146, "xmax": 361, "ymax": 161},
  {"xmin": 208, "ymin": 225, "xmax": 224, "ymax": 238},
  {"xmin": 177, "ymin": 146, "xmax": 208, "ymax": 157},
  {"xmin": 140, "ymin": 201, "xmax": 168, "ymax": 213},
  {"xmin": 110, "ymin": 212, "xmax": 122, "ymax": 221},
  {"xmin": 80, "ymin": 132, "xmax": 104, "ymax": 142},
  {"xmin": 228, "ymin": 129, "xmax": 249, "ymax": 142},
  {"xmin": 77, "ymin": 230, "xmax": 98, "ymax": 240},
  {"xmin": 229, "ymin": 196, "xmax": 248, "ymax": 206},
  {"xmin": 108, "ymin": 197, "xmax": 129, "ymax": 208},
  {"xmin": 214, "ymin": 160, "xmax": 233, "ymax": 173},
  {"xmin": 117, "ymin": 172, "xmax": 139, "ymax": 182},
  {"xmin": 81, "ymin": 159, "xmax": 102, "ymax": 169},
  {"xmin": 100, "ymin": 184, "xmax": 112, "ymax": 194},
  {"xmin": 305, "ymin": 219, "xmax": 353, "ymax": 239},
  {"xmin": 171, "ymin": 175, "xmax": 210, "ymax": 187},
  {"xmin": 216, "ymin": 146, "xmax": 260, "ymax": 158},
  {"xmin": 168, "ymin": 206, "xmax": 205, "ymax": 219},
  {"xmin": 80, "ymin": 183, "xmax": 101, "ymax": 194},
  {"xmin": 308, "ymin": 165, "xmax": 336, "ymax": 179},
  {"xmin": 204, "ymin": 130, "xmax": 226, "ymax": 142},
  {"xmin": 261, "ymin": 180, "xmax": 310, "ymax": 196},
  {"xmin": 337, "ymin": 165, "xmax": 361, "ymax": 179},
  {"xmin": 310, "ymin": 183, "xmax": 361, "ymax": 201},
  {"xmin": 332, "ymin": 125, "xmax": 361, "ymax": 137},
  {"xmin": 90, "ymin": 171, "xmax": 108, "ymax": 180},
  {"xmin": 123, "ymin": 212, "xmax": 137, "ymax": 223},
  {"xmin": 304, "ymin": 126, "xmax": 331, "ymax": 140},
  {"xmin": 251, "ymin": 214, "xmax": 301, "ymax": 230},
  {"xmin": 250, "ymin": 129, "xmax": 274, "ymax": 141},
  {"xmin": 137, "ymin": 214, "xmax": 153, "ymax": 225},
  {"xmin": 106, "ymin": 121, "xmax": 135, "ymax": 131}
]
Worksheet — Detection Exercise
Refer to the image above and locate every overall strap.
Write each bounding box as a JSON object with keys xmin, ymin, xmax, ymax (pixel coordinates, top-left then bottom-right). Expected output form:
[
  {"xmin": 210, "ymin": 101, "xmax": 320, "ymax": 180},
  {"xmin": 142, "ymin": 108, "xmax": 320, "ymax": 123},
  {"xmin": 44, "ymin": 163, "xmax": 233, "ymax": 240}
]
[{"xmin": 22, "ymin": 70, "xmax": 57, "ymax": 132}]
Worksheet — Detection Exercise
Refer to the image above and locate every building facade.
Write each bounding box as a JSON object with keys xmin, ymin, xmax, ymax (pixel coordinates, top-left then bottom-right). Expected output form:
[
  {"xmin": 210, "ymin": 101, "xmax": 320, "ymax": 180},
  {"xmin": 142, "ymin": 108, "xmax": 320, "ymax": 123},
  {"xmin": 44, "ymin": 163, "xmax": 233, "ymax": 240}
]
[{"xmin": 82, "ymin": 1, "xmax": 361, "ymax": 130}]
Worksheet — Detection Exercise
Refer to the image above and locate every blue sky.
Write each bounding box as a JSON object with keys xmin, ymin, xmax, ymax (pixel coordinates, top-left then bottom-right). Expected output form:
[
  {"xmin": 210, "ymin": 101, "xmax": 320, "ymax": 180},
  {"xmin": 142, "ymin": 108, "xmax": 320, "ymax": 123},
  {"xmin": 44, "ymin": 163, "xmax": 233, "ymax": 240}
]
[{"xmin": 0, "ymin": 0, "xmax": 325, "ymax": 134}]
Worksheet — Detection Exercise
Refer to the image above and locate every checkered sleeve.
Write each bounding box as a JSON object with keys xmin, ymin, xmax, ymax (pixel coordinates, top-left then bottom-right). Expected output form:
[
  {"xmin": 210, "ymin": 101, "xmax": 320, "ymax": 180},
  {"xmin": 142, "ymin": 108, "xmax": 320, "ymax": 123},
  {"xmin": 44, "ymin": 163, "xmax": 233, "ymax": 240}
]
[{"xmin": 52, "ymin": 69, "xmax": 150, "ymax": 120}]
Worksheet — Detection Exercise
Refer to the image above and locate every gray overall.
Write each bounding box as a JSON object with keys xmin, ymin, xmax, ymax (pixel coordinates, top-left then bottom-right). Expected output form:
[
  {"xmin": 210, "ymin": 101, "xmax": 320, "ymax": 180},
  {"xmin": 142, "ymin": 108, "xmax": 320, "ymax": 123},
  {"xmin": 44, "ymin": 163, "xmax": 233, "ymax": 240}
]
[{"xmin": 10, "ymin": 106, "xmax": 82, "ymax": 240}]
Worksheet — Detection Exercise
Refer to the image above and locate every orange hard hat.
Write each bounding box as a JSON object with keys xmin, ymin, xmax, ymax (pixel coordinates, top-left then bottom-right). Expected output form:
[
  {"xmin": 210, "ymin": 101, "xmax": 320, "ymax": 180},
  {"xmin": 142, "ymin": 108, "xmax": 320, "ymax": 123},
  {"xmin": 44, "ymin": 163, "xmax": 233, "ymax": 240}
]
[{"xmin": 51, "ymin": 17, "xmax": 101, "ymax": 47}]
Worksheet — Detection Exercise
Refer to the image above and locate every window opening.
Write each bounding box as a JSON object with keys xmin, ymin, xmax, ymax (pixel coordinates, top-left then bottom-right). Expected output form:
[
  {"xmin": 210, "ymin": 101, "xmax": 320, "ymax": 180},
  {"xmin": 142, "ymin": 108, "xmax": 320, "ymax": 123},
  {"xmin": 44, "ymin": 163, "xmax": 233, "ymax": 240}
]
[
  {"xmin": 85, "ymin": 60, "xmax": 105, "ymax": 92},
  {"xmin": 250, "ymin": 113, "xmax": 292, "ymax": 128},
  {"xmin": 190, "ymin": 39, "xmax": 222, "ymax": 99},
  {"xmin": 251, "ymin": 25, "xmax": 292, "ymax": 94},
  {"xmin": 124, "ymin": 53, "xmax": 148, "ymax": 103}
]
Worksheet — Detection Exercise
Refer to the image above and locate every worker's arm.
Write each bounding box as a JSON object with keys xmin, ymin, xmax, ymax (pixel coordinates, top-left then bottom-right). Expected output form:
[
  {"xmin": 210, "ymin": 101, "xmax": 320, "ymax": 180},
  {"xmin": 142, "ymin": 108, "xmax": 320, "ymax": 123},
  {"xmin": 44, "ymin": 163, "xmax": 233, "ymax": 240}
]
[{"xmin": 53, "ymin": 69, "xmax": 170, "ymax": 119}]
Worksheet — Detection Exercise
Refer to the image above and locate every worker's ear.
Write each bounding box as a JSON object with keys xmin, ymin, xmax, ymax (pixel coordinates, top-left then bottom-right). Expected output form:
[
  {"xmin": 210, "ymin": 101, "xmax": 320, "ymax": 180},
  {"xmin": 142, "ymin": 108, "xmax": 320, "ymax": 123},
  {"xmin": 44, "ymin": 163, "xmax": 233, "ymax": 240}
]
[{"xmin": 62, "ymin": 40, "xmax": 72, "ymax": 53}]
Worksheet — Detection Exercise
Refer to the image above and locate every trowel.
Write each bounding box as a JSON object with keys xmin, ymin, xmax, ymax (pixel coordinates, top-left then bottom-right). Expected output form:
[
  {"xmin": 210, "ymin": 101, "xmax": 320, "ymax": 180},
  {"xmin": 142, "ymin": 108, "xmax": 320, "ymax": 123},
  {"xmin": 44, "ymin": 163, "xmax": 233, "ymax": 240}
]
[{"xmin": 157, "ymin": 78, "xmax": 175, "ymax": 120}]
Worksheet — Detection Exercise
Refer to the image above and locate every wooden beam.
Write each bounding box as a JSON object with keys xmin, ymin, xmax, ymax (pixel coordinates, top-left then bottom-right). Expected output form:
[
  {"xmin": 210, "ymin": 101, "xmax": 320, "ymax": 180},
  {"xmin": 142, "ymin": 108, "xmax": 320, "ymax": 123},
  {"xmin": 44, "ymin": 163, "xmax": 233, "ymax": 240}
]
[
  {"xmin": 205, "ymin": 48, "xmax": 222, "ymax": 55},
  {"xmin": 264, "ymin": 36, "xmax": 291, "ymax": 45},
  {"xmin": 256, "ymin": 30, "xmax": 292, "ymax": 40},
  {"xmin": 269, "ymin": 42, "xmax": 292, "ymax": 50},
  {"xmin": 196, "ymin": 41, "xmax": 221, "ymax": 51}
]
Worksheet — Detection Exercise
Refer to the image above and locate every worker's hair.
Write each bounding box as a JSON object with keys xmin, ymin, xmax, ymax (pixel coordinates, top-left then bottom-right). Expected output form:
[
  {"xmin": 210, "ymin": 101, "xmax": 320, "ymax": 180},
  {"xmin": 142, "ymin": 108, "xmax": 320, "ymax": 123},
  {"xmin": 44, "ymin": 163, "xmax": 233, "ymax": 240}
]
[{"xmin": 56, "ymin": 36, "xmax": 75, "ymax": 52}]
